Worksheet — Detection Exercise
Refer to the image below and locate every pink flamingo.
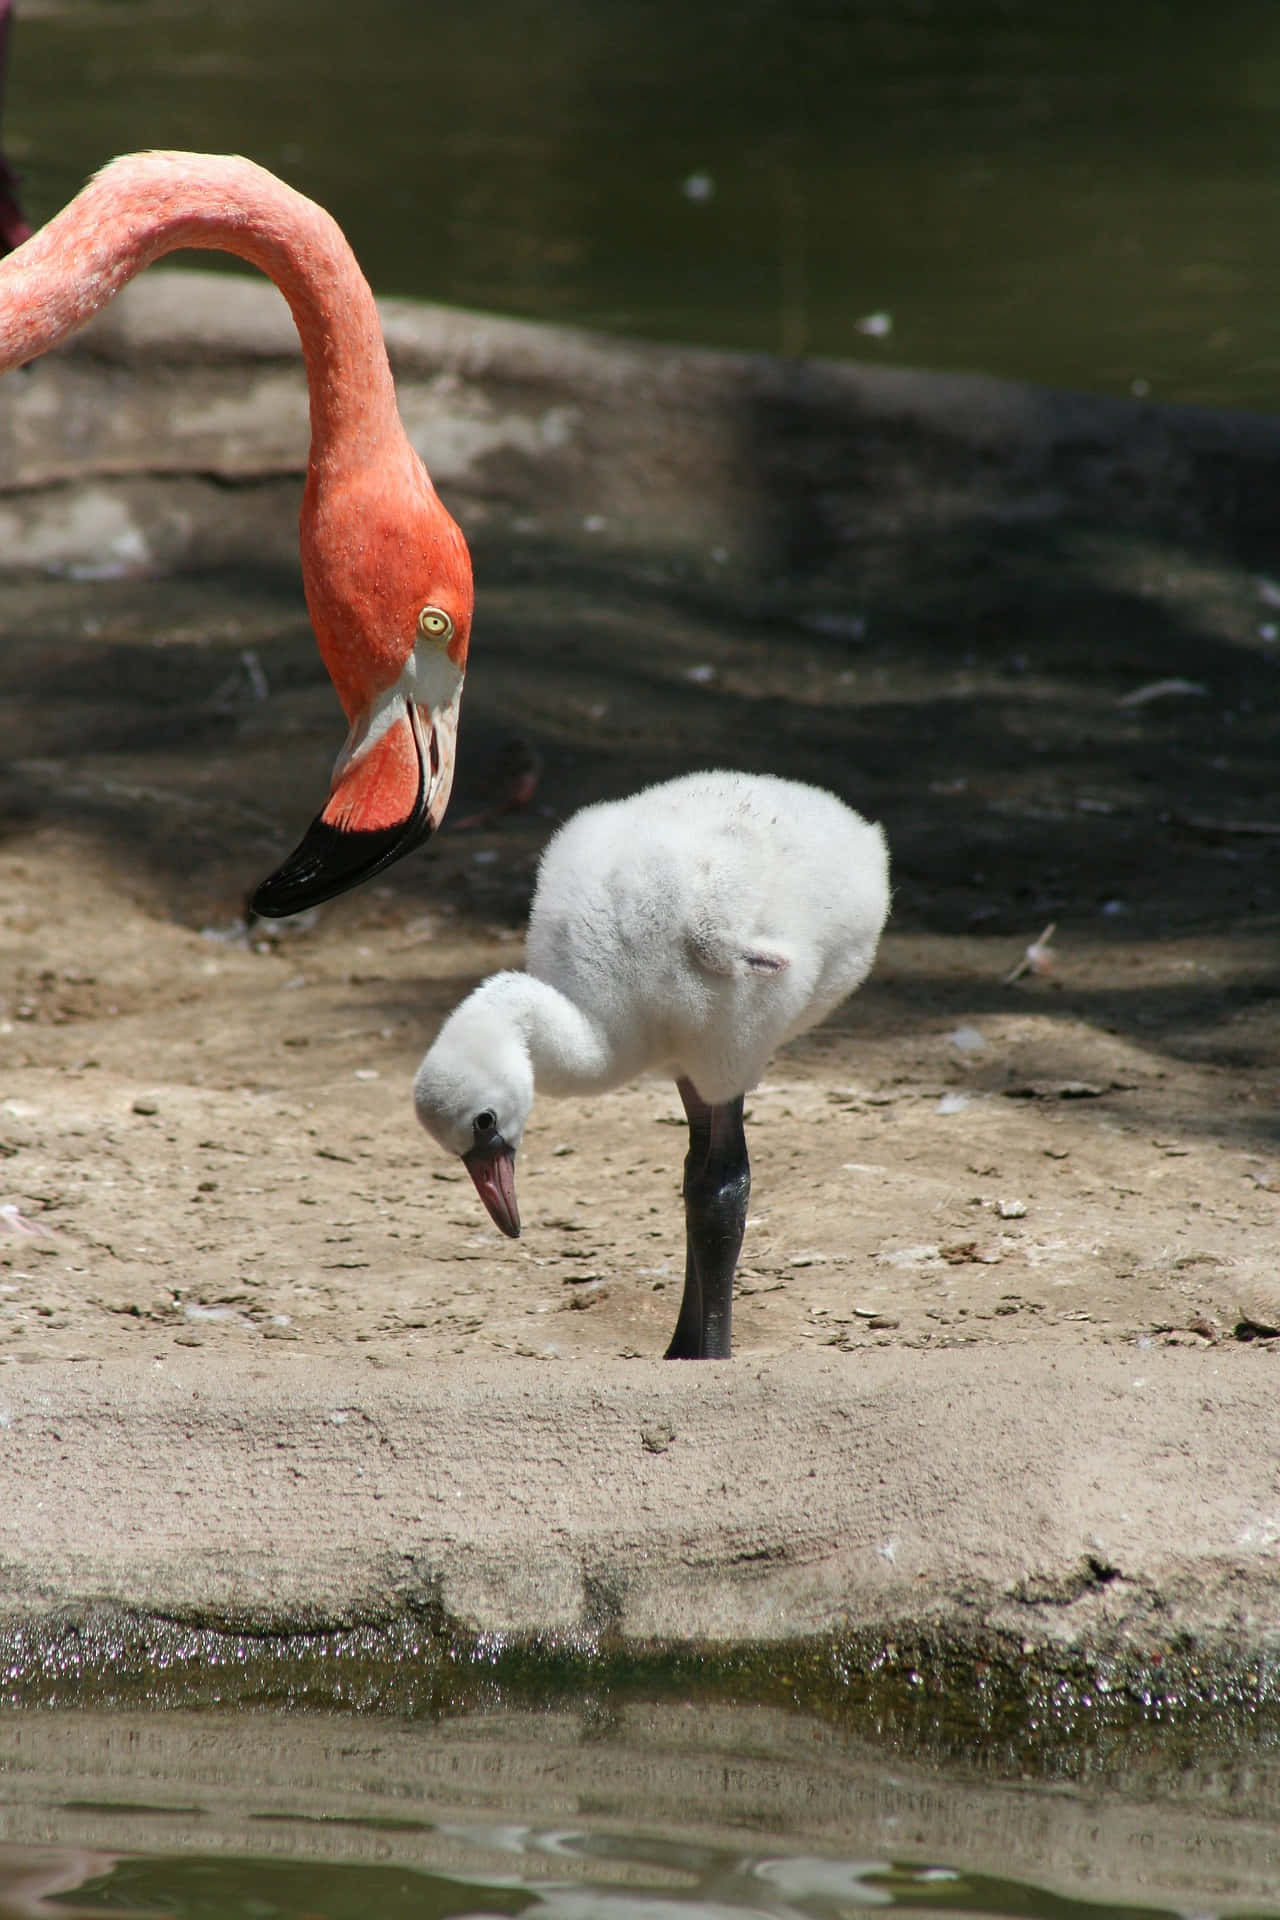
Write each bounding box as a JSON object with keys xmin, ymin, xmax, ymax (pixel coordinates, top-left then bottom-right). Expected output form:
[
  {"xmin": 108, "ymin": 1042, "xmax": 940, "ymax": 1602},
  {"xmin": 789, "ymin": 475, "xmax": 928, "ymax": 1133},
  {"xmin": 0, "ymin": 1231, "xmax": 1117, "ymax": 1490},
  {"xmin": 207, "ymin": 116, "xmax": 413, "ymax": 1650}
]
[{"xmin": 0, "ymin": 150, "xmax": 473, "ymax": 914}]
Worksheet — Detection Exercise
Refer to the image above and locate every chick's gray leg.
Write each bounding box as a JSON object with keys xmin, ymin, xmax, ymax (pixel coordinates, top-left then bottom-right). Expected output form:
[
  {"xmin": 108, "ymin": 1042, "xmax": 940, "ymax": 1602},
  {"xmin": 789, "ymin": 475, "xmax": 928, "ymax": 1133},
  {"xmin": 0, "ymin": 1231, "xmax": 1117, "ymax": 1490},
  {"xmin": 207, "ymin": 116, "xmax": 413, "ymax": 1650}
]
[{"xmin": 665, "ymin": 1077, "xmax": 749, "ymax": 1360}]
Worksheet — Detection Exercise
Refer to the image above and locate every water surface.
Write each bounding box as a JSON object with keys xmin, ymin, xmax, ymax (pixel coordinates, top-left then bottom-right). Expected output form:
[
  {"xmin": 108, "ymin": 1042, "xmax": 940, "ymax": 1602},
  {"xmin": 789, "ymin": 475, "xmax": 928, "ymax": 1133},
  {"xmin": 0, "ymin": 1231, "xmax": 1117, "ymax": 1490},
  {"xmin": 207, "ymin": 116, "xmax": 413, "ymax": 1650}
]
[
  {"xmin": 4, "ymin": 1697, "xmax": 1280, "ymax": 1920},
  {"xmin": 8, "ymin": 0, "xmax": 1280, "ymax": 409},
  {"xmin": 1, "ymin": 1829, "xmax": 1262, "ymax": 1920}
]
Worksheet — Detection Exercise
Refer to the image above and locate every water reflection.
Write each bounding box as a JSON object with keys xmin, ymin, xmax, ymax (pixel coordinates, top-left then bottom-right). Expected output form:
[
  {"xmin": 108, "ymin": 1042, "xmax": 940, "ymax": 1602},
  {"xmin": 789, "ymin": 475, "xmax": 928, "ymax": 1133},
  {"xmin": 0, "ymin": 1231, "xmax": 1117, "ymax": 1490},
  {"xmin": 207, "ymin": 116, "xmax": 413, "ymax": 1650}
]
[
  {"xmin": 7, "ymin": 0, "xmax": 1280, "ymax": 408},
  {"xmin": 0, "ymin": 1847, "xmax": 137, "ymax": 1919},
  {"xmin": 2, "ymin": 1703, "xmax": 1279, "ymax": 1919},
  {"xmin": 0, "ymin": 1832, "xmax": 1233, "ymax": 1920}
]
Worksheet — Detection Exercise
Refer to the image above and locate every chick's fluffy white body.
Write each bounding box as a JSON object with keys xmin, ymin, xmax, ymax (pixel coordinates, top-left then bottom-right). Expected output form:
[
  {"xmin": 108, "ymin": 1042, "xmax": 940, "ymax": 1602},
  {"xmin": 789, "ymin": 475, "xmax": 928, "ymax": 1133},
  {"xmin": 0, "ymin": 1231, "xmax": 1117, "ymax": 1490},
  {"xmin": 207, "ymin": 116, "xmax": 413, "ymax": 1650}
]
[
  {"xmin": 414, "ymin": 772, "xmax": 890, "ymax": 1158},
  {"xmin": 525, "ymin": 771, "xmax": 888, "ymax": 1102}
]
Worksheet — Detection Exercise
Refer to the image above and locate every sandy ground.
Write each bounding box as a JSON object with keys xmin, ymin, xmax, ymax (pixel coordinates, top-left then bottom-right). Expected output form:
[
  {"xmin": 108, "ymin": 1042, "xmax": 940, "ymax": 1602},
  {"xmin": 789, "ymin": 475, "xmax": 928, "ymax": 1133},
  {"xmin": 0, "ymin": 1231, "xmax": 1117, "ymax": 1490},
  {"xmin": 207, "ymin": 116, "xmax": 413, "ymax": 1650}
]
[
  {"xmin": 0, "ymin": 608, "xmax": 1275, "ymax": 1376},
  {"xmin": 0, "ymin": 848, "xmax": 1276, "ymax": 1375},
  {"xmin": 0, "ymin": 276, "xmax": 1277, "ymax": 1661}
]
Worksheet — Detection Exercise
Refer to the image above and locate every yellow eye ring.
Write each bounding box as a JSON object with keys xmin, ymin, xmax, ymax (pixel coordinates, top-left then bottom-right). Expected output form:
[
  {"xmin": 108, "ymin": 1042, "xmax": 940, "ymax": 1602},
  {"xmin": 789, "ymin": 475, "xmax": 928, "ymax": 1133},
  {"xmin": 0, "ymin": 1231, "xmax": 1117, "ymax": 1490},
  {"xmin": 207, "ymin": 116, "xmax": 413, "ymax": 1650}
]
[{"xmin": 417, "ymin": 605, "xmax": 454, "ymax": 642}]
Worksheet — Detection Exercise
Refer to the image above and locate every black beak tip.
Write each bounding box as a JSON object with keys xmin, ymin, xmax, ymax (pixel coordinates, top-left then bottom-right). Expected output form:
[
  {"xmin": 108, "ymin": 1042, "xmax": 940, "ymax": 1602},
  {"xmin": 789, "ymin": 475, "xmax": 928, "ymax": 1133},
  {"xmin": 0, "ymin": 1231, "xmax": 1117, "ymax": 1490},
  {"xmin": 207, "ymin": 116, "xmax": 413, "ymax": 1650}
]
[{"xmin": 249, "ymin": 811, "xmax": 435, "ymax": 919}]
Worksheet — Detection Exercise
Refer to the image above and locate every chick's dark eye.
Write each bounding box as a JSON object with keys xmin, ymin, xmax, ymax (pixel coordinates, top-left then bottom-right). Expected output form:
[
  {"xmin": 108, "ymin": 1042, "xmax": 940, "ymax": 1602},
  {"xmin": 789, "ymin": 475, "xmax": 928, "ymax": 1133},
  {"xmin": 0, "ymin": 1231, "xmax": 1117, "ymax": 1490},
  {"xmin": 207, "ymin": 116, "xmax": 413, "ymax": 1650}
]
[{"xmin": 474, "ymin": 1110, "xmax": 497, "ymax": 1135}]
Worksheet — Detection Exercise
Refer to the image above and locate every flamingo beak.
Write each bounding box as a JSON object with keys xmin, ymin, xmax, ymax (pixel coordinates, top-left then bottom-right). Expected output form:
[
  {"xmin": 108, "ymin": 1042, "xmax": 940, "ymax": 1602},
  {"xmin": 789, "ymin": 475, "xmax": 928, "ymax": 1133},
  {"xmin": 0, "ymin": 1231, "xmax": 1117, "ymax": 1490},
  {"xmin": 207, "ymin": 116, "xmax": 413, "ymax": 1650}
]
[
  {"xmin": 248, "ymin": 695, "xmax": 459, "ymax": 919},
  {"xmin": 462, "ymin": 1137, "xmax": 521, "ymax": 1239},
  {"xmin": 420, "ymin": 699, "xmax": 459, "ymax": 834}
]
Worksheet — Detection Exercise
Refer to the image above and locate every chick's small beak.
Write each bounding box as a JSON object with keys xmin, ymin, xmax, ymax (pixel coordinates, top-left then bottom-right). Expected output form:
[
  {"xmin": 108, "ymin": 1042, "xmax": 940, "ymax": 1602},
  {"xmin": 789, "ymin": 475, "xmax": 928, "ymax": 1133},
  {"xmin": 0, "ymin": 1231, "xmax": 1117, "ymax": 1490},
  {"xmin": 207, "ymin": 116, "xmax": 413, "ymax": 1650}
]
[{"xmin": 462, "ymin": 1137, "xmax": 521, "ymax": 1238}]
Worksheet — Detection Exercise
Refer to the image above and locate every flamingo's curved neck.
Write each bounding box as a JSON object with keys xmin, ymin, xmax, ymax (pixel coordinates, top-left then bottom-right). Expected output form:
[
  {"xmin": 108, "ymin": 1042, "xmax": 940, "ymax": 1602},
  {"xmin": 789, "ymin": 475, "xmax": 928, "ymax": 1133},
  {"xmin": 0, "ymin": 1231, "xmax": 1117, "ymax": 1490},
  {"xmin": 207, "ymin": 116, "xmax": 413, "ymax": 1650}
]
[{"xmin": 0, "ymin": 150, "xmax": 401, "ymax": 469}]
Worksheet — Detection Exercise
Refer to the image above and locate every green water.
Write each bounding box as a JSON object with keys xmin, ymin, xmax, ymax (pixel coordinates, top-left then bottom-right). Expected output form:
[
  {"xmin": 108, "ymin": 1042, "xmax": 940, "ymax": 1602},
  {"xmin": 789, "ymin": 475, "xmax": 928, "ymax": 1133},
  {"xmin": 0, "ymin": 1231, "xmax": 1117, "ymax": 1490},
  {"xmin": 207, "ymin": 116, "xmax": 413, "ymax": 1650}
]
[
  {"xmin": 0, "ymin": 1829, "xmax": 1258, "ymax": 1920},
  {"xmin": 3, "ymin": 1691, "xmax": 1280, "ymax": 1920},
  {"xmin": 8, "ymin": 0, "xmax": 1280, "ymax": 409},
  {"xmin": 3, "ymin": 1631, "xmax": 1280, "ymax": 1920}
]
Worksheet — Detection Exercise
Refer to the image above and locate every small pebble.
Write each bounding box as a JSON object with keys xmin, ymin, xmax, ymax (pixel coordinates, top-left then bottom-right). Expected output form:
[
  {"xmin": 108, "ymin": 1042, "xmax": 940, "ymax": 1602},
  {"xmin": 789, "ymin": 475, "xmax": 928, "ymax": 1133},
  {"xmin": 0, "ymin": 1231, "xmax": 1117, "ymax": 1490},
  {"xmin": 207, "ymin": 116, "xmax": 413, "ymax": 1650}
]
[{"xmin": 949, "ymin": 1026, "xmax": 986, "ymax": 1054}]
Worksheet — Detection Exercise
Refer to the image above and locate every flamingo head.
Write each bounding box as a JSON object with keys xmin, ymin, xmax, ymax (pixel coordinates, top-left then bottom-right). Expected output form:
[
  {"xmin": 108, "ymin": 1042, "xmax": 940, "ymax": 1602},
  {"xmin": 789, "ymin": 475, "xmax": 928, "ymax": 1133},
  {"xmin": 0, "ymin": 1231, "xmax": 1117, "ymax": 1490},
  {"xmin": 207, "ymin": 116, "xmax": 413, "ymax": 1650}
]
[
  {"xmin": 412, "ymin": 984, "xmax": 531, "ymax": 1239},
  {"xmin": 250, "ymin": 455, "xmax": 474, "ymax": 918}
]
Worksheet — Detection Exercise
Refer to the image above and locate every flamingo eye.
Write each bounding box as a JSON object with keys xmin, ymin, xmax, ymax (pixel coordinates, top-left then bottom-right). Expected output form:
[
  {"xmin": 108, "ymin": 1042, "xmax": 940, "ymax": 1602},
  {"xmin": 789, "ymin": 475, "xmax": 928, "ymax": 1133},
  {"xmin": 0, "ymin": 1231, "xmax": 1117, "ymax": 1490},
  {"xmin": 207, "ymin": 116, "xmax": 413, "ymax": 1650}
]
[
  {"xmin": 473, "ymin": 1109, "xmax": 498, "ymax": 1136},
  {"xmin": 417, "ymin": 605, "xmax": 454, "ymax": 642}
]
